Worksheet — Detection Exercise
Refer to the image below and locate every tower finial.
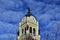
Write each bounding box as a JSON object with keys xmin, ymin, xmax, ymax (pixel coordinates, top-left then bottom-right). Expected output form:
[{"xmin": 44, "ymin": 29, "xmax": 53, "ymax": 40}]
[
  {"xmin": 25, "ymin": 7, "xmax": 32, "ymax": 16},
  {"xmin": 27, "ymin": 7, "xmax": 30, "ymax": 13}
]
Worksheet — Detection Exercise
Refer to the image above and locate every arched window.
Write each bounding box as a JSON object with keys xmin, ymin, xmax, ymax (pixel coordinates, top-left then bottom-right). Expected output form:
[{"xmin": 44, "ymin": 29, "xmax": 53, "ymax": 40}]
[
  {"xmin": 26, "ymin": 25, "xmax": 29, "ymax": 30},
  {"xmin": 25, "ymin": 27, "xmax": 26, "ymax": 35},
  {"xmin": 33, "ymin": 28, "xmax": 36, "ymax": 36},
  {"xmin": 30, "ymin": 27, "xmax": 32, "ymax": 33},
  {"xmin": 22, "ymin": 29, "xmax": 23, "ymax": 35}
]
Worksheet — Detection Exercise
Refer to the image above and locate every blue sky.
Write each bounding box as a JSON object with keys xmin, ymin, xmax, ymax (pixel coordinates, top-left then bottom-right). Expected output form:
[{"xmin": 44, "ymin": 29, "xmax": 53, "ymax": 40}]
[{"xmin": 0, "ymin": 0, "xmax": 60, "ymax": 40}]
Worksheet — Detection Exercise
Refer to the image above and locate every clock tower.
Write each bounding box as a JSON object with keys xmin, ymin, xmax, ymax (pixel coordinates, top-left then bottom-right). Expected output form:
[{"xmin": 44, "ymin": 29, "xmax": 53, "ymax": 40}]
[{"xmin": 17, "ymin": 8, "xmax": 40, "ymax": 40}]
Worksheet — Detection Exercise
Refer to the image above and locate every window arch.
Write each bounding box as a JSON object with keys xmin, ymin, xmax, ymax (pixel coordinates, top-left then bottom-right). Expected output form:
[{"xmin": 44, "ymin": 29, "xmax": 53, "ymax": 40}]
[
  {"xmin": 22, "ymin": 29, "xmax": 23, "ymax": 35},
  {"xmin": 33, "ymin": 28, "xmax": 36, "ymax": 36},
  {"xmin": 26, "ymin": 25, "xmax": 29, "ymax": 30},
  {"xmin": 30, "ymin": 27, "xmax": 32, "ymax": 33},
  {"xmin": 25, "ymin": 27, "xmax": 26, "ymax": 35}
]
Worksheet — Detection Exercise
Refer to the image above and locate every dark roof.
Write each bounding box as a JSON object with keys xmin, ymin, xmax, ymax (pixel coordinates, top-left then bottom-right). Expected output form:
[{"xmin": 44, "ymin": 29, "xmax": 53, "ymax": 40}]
[{"xmin": 25, "ymin": 8, "xmax": 32, "ymax": 16}]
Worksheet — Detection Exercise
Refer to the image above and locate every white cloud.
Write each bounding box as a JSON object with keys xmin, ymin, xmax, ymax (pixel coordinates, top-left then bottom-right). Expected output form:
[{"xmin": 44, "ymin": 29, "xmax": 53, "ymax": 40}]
[
  {"xmin": 0, "ymin": 21, "xmax": 18, "ymax": 34},
  {"xmin": 0, "ymin": 0, "xmax": 23, "ymax": 11},
  {"xmin": 0, "ymin": 34, "xmax": 17, "ymax": 40},
  {"xmin": 39, "ymin": 14, "xmax": 54, "ymax": 26},
  {"xmin": 46, "ymin": 21, "xmax": 60, "ymax": 33},
  {"xmin": 0, "ymin": 11, "xmax": 24, "ymax": 24},
  {"xmin": 35, "ymin": 0, "xmax": 60, "ymax": 5},
  {"xmin": 55, "ymin": 13, "xmax": 60, "ymax": 20}
]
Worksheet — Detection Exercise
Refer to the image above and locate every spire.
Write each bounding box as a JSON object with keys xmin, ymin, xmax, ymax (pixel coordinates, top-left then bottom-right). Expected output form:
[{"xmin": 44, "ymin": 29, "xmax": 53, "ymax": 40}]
[
  {"xmin": 25, "ymin": 7, "xmax": 32, "ymax": 16},
  {"xmin": 27, "ymin": 7, "xmax": 30, "ymax": 13}
]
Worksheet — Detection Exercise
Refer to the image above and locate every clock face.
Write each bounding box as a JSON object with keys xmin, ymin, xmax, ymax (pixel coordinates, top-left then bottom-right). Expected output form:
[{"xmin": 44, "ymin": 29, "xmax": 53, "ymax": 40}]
[{"xmin": 31, "ymin": 16, "xmax": 36, "ymax": 22}]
